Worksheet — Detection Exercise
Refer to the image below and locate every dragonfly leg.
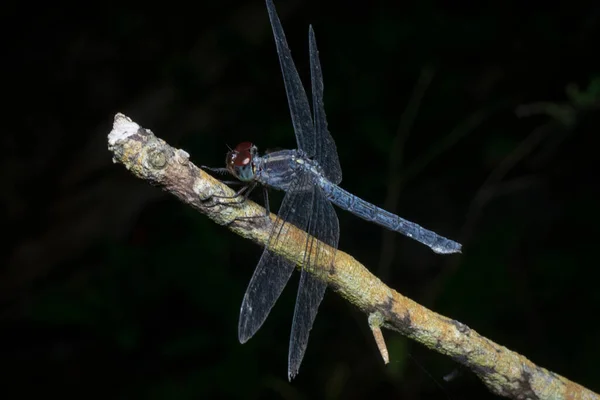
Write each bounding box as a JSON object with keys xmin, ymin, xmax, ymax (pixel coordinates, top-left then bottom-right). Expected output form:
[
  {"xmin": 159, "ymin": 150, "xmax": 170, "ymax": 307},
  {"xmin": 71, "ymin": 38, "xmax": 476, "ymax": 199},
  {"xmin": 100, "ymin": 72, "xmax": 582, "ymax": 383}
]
[
  {"xmin": 201, "ymin": 166, "xmax": 231, "ymax": 176},
  {"xmin": 220, "ymin": 181, "xmax": 245, "ymax": 186},
  {"xmin": 233, "ymin": 186, "xmax": 272, "ymax": 222},
  {"xmin": 203, "ymin": 180, "xmax": 270, "ymax": 223},
  {"xmin": 262, "ymin": 187, "xmax": 270, "ymax": 216},
  {"xmin": 204, "ymin": 182, "xmax": 256, "ymax": 209}
]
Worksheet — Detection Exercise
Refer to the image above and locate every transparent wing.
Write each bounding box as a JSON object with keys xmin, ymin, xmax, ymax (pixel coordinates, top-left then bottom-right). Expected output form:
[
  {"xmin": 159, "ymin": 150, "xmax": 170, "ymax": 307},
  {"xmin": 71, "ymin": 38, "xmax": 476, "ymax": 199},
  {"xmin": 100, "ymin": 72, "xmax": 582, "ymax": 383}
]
[
  {"xmin": 288, "ymin": 187, "xmax": 339, "ymax": 380},
  {"xmin": 238, "ymin": 173, "xmax": 314, "ymax": 343},
  {"xmin": 265, "ymin": 0, "xmax": 316, "ymax": 158},
  {"xmin": 309, "ymin": 25, "xmax": 342, "ymax": 184}
]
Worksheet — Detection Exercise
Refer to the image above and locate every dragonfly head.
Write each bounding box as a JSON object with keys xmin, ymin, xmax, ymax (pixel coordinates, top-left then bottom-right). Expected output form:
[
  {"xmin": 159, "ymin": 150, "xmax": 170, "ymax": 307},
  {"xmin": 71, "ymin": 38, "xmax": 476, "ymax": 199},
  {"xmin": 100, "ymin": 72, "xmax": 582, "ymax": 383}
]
[{"xmin": 226, "ymin": 142, "xmax": 258, "ymax": 182}]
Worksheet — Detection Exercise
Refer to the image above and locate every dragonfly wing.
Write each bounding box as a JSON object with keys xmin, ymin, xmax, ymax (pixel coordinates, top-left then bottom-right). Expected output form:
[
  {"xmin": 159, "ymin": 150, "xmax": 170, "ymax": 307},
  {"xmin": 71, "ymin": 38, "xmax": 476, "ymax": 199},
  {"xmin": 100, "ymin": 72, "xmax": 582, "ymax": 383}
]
[
  {"xmin": 288, "ymin": 187, "xmax": 340, "ymax": 380},
  {"xmin": 309, "ymin": 26, "xmax": 342, "ymax": 185},
  {"xmin": 238, "ymin": 173, "xmax": 314, "ymax": 344},
  {"xmin": 265, "ymin": 0, "xmax": 316, "ymax": 159}
]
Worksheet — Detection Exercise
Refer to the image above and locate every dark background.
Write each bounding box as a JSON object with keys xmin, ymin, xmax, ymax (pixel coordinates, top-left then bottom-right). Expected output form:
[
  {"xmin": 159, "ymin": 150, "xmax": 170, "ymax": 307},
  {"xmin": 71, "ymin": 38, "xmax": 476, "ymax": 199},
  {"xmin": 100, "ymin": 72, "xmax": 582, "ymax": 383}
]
[{"xmin": 2, "ymin": 0, "xmax": 599, "ymax": 398}]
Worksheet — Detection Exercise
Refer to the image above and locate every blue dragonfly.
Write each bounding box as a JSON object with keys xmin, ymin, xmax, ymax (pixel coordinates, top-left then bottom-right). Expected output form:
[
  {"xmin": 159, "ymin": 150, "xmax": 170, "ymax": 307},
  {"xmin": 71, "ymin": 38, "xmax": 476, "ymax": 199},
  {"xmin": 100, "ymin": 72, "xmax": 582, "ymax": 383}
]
[{"xmin": 204, "ymin": 0, "xmax": 461, "ymax": 380}]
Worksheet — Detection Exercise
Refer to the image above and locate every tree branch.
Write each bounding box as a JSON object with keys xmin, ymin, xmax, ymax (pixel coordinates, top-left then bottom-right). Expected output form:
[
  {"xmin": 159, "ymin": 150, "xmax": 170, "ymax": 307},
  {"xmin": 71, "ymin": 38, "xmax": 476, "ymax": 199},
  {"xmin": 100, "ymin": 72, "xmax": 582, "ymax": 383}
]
[{"xmin": 107, "ymin": 113, "xmax": 598, "ymax": 400}]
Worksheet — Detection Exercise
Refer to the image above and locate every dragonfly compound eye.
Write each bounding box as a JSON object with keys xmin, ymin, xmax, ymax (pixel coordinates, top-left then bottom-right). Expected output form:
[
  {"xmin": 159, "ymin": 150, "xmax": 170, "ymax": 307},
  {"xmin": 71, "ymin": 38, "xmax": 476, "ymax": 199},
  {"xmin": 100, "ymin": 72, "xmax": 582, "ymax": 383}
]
[{"xmin": 226, "ymin": 145, "xmax": 256, "ymax": 182}]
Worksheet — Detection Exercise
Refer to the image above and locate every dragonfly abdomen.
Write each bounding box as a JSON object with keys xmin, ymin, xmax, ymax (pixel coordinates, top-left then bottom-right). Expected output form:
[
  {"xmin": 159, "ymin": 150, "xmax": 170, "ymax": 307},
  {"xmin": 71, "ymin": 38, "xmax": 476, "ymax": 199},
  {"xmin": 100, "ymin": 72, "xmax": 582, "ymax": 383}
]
[{"xmin": 319, "ymin": 179, "xmax": 462, "ymax": 254}]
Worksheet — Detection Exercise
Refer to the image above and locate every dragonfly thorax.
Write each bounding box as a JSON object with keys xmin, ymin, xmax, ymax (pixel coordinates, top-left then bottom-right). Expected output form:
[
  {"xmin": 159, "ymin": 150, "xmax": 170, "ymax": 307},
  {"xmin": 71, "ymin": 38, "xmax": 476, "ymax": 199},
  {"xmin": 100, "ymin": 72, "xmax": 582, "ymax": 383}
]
[{"xmin": 226, "ymin": 142, "xmax": 258, "ymax": 182}]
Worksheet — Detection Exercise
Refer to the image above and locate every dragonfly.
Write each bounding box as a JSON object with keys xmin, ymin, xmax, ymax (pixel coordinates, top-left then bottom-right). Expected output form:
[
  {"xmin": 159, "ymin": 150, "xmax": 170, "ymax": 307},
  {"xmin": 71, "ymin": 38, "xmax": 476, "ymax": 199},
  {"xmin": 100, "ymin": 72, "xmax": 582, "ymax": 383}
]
[{"xmin": 203, "ymin": 0, "xmax": 462, "ymax": 380}]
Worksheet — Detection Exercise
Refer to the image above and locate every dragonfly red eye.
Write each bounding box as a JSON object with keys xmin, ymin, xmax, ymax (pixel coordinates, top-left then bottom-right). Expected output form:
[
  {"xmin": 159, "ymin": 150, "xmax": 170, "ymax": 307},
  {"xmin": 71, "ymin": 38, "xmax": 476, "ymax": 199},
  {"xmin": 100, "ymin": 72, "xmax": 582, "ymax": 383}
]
[
  {"xmin": 226, "ymin": 142, "xmax": 257, "ymax": 182},
  {"xmin": 233, "ymin": 152, "xmax": 251, "ymax": 167},
  {"xmin": 229, "ymin": 142, "xmax": 255, "ymax": 167},
  {"xmin": 235, "ymin": 142, "xmax": 254, "ymax": 152}
]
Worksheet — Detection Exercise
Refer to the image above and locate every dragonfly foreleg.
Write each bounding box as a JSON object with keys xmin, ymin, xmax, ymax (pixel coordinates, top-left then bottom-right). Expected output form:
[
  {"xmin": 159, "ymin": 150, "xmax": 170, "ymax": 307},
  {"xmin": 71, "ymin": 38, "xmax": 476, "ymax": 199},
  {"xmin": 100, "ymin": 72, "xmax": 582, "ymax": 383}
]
[
  {"xmin": 204, "ymin": 182, "xmax": 257, "ymax": 209},
  {"xmin": 220, "ymin": 181, "xmax": 246, "ymax": 186},
  {"xmin": 201, "ymin": 166, "xmax": 231, "ymax": 176}
]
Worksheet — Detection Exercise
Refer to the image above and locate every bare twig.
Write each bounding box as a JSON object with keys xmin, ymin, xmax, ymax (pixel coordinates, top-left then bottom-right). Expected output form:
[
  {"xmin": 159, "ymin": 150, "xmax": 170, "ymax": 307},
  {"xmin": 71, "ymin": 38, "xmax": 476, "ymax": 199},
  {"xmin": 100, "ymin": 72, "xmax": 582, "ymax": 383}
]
[
  {"xmin": 107, "ymin": 113, "xmax": 599, "ymax": 400},
  {"xmin": 368, "ymin": 312, "xmax": 389, "ymax": 364}
]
